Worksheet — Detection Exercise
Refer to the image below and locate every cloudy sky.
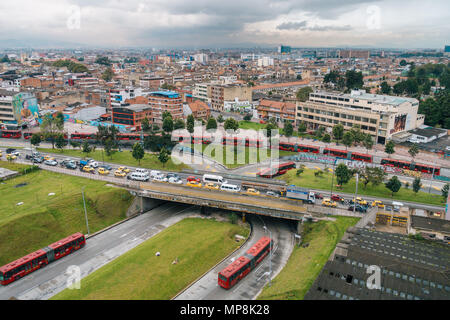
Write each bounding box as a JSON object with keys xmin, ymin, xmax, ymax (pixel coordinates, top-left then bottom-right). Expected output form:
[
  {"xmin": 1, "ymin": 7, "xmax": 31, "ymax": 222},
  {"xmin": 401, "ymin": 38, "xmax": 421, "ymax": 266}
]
[{"xmin": 0, "ymin": 0, "xmax": 448, "ymax": 49}]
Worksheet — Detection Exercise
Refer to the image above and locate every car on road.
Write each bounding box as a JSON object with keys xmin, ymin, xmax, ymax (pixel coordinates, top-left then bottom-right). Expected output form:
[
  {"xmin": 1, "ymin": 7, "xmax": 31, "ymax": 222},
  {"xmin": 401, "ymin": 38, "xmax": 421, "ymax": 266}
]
[
  {"xmin": 0, "ymin": 150, "xmax": 2, "ymax": 157},
  {"xmin": 350, "ymin": 197, "xmax": 368, "ymax": 206},
  {"xmin": 348, "ymin": 204, "xmax": 367, "ymax": 213},
  {"xmin": 31, "ymin": 156, "xmax": 44, "ymax": 163},
  {"xmin": 88, "ymin": 160, "xmax": 99, "ymax": 168},
  {"xmin": 322, "ymin": 198, "xmax": 337, "ymax": 208},
  {"xmin": 44, "ymin": 159, "xmax": 58, "ymax": 166},
  {"xmin": 65, "ymin": 161, "xmax": 77, "ymax": 169},
  {"xmin": 117, "ymin": 166, "xmax": 130, "ymax": 173},
  {"xmin": 186, "ymin": 176, "xmax": 200, "ymax": 183},
  {"xmin": 371, "ymin": 200, "xmax": 385, "ymax": 208},
  {"xmin": 166, "ymin": 173, "xmax": 179, "ymax": 180},
  {"xmin": 187, "ymin": 181, "xmax": 202, "ymax": 188},
  {"xmin": 127, "ymin": 172, "xmax": 149, "ymax": 182},
  {"xmin": 114, "ymin": 170, "xmax": 127, "ymax": 177},
  {"xmin": 245, "ymin": 188, "xmax": 260, "ymax": 196},
  {"xmin": 98, "ymin": 167, "xmax": 110, "ymax": 175},
  {"xmin": 331, "ymin": 194, "xmax": 344, "ymax": 202},
  {"xmin": 314, "ymin": 193, "xmax": 324, "ymax": 199},
  {"xmin": 203, "ymin": 182, "xmax": 219, "ymax": 190},
  {"xmin": 101, "ymin": 164, "xmax": 112, "ymax": 171},
  {"xmin": 82, "ymin": 166, "xmax": 95, "ymax": 174},
  {"xmin": 266, "ymin": 191, "xmax": 279, "ymax": 197},
  {"xmin": 44, "ymin": 155, "xmax": 54, "ymax": 161},
  {"xmin": 6, "ymin": 154, "xmax": 17, "ymax": 161},
  {"xmin": 168, "ymin": 177, "xmax": 183, "ymax": 185},
  {"xmin": 153, "ymin": 174, "xmax": 168, "ymax": 182}
]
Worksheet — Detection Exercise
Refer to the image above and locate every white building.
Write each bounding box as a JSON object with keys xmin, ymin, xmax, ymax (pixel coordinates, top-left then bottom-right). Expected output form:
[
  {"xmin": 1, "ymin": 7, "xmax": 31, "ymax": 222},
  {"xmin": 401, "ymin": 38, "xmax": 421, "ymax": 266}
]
[
  {"xmin": 193, "ymin": 53, "xmax": 209, "ymax": 64},
  {"xmin": 257, "ymin": 57, "xmax": 274, "ymax": 67}
]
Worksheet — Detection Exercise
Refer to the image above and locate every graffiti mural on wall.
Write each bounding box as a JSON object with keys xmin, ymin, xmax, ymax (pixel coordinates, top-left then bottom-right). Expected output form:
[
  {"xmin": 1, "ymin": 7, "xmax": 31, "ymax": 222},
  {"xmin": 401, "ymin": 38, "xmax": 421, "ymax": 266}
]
[{"xmin": 12, "ymin": 92, "xmax": 39, "ymax": 125}]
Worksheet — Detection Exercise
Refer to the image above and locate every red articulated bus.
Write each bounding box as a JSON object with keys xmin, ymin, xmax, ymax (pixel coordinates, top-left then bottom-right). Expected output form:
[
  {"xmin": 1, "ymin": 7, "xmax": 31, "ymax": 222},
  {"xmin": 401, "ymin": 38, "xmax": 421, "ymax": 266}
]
[
  {"xmin": 117, "ymin": 133, "xmax": 142, "ymax": 141},
  {"xmin": 70, "ymin": 132, "xmax": 96, "ymax": 140},
  {"xmin": 1, "ymin": 129, "xmax": 21, "ymax": 139},
  {"xmin": 0, "ymin": 233, "xmax": 85, "ymax": 286},
  {"xmin": 218, "ymin": 236, "xmax": 273, "ymax": 289},
  {"xmin": 324, "ymin": 147, "xmax": 348, "ymax": 158},
  {"xmin": 350, "ymin": 152, "xmax": 373, "ymax": 163},
  {"xmin": 257, "ymin": 161, "xmax": 296, "ymax": 178}
]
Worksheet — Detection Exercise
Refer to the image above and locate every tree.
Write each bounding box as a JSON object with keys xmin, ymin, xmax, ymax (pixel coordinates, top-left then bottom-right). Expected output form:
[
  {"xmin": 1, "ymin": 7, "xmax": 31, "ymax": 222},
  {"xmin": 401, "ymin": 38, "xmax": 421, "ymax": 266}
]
[
  {"xmin": 141, "ymin": 117, "xmax": 150, "ymax": 132},
  {"xmin": 296, "ymin": 164, "xmax": 306, "ymax": 177},
  {"xmin": 104, "ymin": 138, "xmax": 116, "ymax": 159},
  {"xmin": 41, "ymin": 113, "xmax": 64, "ymax": 148},
  {"xmin": 95, "ymin": 56, "xmax": 112, "ymax": 66},
  {"xmin": 30, "ymin": 134, "xmax": 41, "ymax": 147},
  {"xmin": 412, "ymin": 177, "xmax": 422, "ymax": 194},
  {"xmin": 332, "ymin": 124, "xmax": 344, "ymax": 143},
  {"xmin": 186, "ymin": 114, "xmax": 195, "ymax": 134},
  {"xmin": 158, "ymin": 147, "xmax": 170, "ymax": 167},
  {"xmin": 315, "ymin": 126, "xmax": 325, "ymax": 138},
  {"xmin": 162, "ymin": 111, "xmax": 172, "ymax": 121},
  {"xmin": 322, "ymin": 133, "xmax": 331, "ymax": 143},
  {"xmin": 162, "ymin": 117, "xmax": 174, "ymax": 133},
  {"xmin": 335, "ymin": 163, "xmax": 351, "ymax": 188},
  {"xmin": 363, "ymin": 134, "xmax": 374, "ymax": 153},
  {"xmin": 224, "ymin": 118, "xmax": 239, "ymax": 131},
  {"xmin": 342, "ymin": 131, "xmax": 354, "ymax": 150},
  {"xmin": 380, "ymin": 81, "xmax": 391, "ymax": 94},
  {"xmin": 283, "ymin": 121, "xmax": 293, "ymax": 137},
  {"xmin": 264, "ymin": 122, "xmax": 278, "ymax": 148},
  {"xmin": 298, "ymin": 121, "xmax": 307, "ymax": 134},
  {"xmin": 70, "ymin": 140, "xmax": 80, "ymax": 149},
  {"xmin": 385, "ymin": 140, "xmax": 395, "ymax": 157},
  {"xmin": 243, "ymin": 114, "xmax": 252, "ymax": 121},
  {"xmin": 217, "ymin": 114, "xmax": 224, "ymax": 123},
  {"xmin": 442, "ymin": 184, "xmax": 449, "ymax": 201},
  {"xmin": 82, "ymin": 141, "xmax": 92, "ymax": 158},
  {"xmin": 101, "ymin": 68, "xmax": 114, "ymax": 82},
  {"xmin": 350, "ymin": 125, "xmax": 364, "ymax": 145},
  {"xmin": 385, "ymin": 176, "xmax": 401, "ymax": 197},
  {"xmin": 408, "ymin": 144, "xmax": 419, "ymax": 160},
  {"xmin": 399, "ymin": 59, "xmax": 407, "ymax": 66},
  {"xmin": 132, "ymin": 142, "xmax": 145, "ymax": 165},
  {"xmin": 296, "ymin": 87, "xmax": 313, "ymax": 102},
  {"xmin": 345, "ymin": 70, "xmax": 364, "ymax": 89},
  {"xmin": 206, "ymin": 117, "xmax": 217, "ymax": 130},
  {"xmin": 55, "ymin": 134, "xmax": 67, "ymax": 151},
  {"xmin": 174, "ymin": 118, "xmax": 185, "ymax": 130}
]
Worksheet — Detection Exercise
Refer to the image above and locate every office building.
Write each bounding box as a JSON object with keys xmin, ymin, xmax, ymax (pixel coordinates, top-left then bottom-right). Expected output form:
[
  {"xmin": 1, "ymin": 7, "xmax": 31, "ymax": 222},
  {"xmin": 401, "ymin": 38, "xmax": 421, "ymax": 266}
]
[{"xmin": 147, "ymin": 91, "xmax": 184, "ymax": 125}]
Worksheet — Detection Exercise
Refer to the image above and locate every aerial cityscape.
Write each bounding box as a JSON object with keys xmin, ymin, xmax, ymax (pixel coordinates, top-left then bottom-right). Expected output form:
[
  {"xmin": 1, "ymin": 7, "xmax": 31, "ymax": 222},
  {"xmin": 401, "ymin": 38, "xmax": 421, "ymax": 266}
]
[{"xmin": 0, "ymin": 0, "xmax": 449, "ymax": 309}]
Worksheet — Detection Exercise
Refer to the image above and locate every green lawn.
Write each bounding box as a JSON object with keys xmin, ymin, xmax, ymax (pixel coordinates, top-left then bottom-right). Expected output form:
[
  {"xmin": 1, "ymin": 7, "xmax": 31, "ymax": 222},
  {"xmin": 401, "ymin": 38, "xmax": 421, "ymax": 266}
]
[
  {"xmin": 186, "ymin": 143, "xmax": 297, "ymax": 169},
  {"xmin": 0, "ymin": 165, "xmax": 133, "ymax": 266},
  {"xmin": 257, "ymin": 216, "xmax": 359, "ymax": 300},
  {"xmin": 37, "ymin": 147, "xmax": 188, "ymax": 171},
  {"xmin": 0, "ymin": 160, "xmax": 34, "ymax": 172},
  {"xmin": 52, "ymin": 218, "xmax": 250, "ymax": 300},
  {"xmin": 239, "ymin": 121, "xmax": 303, "ymax": 138},
  {"xmin": 280, "ymin": 168, "xmax": 445, "ymax": 206}
]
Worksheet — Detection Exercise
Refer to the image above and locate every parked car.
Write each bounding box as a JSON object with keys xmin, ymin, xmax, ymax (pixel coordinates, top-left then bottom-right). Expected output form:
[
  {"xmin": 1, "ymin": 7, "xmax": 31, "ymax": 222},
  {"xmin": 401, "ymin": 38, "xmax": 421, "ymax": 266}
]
[{"xmin": 44, "ymin": 159, "xmax": 58, "ymax": 166}]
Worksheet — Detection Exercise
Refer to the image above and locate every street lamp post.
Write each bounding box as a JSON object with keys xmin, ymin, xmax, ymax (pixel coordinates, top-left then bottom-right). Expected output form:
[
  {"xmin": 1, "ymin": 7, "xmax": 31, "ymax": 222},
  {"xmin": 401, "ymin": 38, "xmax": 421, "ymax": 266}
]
[
  {"xmin": 81, "ymin": 187, "xmax": 90, "ymax": 235},
  {"xmin": 330, "ymin": 159, "xmax": 336, "ymax": 198},
  {"xmin": 353, "ymin": 173, "xmax": 359, "ymax": 214},
  {"xmin": 263, "ymin": 226, "xmax": 272, "ymax": 287}
]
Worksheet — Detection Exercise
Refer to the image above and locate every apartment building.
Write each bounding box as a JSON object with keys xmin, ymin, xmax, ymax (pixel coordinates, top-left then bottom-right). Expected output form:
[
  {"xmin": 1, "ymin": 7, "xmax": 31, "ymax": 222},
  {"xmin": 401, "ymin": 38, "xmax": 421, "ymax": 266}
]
[
  {"xmin": 296, "ymin": 89, "xmax": 423, "ymax": 144},
  {"xmin": 210, "ymin": 84, "xmax": 252, "ymax": 111},
  {"xmin": 109, "ymin": 87, "xmax": 145, "ymax": 109},
  {"xmin": 187, "ymin": 100, "xmax": 210, "ymax": 120},
  {"xmin": 147, "ymin": 91, "xmax": 184, "ymax": 125},
  {"xmin": 0, "ymin": 89, "xmax": 14, "ymax": 123},
  {"xmin": 112, "ymin": 104, "xmax": 152, "ymax": 130},
  {"xmin": 257, "ymin": 99, "xmax": 296, "ymax": 124},
  {"xmin": 193, "ymin": 82, "xmax": 212, "ymax": 103}
]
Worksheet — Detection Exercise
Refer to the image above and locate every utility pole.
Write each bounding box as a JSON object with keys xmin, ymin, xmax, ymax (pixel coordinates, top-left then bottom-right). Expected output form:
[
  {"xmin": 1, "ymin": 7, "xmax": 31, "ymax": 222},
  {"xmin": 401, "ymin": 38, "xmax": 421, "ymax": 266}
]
[
  {"xmin": 82, "ymin": 187, "xmax": 90, "ymax": 235},
  {"xmin": 330, "ymin": 159, "xmax": 336, "ymax": 198},
  {"xmin": 428, "ymin": 164, "xmax": 436, "ymax": 194},
  {"xmin": 353, "ymin": 173, "xmax": 359, "ymax": 214}
]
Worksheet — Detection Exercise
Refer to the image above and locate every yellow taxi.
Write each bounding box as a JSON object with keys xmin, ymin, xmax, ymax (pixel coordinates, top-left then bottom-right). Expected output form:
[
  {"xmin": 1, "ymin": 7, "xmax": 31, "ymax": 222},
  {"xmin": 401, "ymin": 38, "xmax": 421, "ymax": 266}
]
[
  {"xmin": 98, "ymin": 167, "xmax": 109, "ymax": 175},
  {"xmin": 114, "ymin": 170, "xmax": 127, "ymax": 177},
  {"xmin": 246, "ymin": 188, "xmax": 260, "ymax": 196},
  {"xmin": 117, "ymin": 166, "xmax": 130, "ymax": 173},
  {"xmin": 6, "ymin": 154, "xmax": 17, "ymax": 161},
  {"xmin": 44, "ymin": 155, "xmax": 54, "ymax": 161},
  {"xmin": 353, "ymin": 197, "xmax": 368, "ymax": 206},
  {"xmin": 322, "ymin": 198, "xmax": 337, "ymax": 208},
  {"xmin": 82, "ymin": 166, "xmax": 95, "ymax": 173},
  {"xmin": 0, "ymin": 151, "xmax": 2, "ymax": 157},
  {"xmin": 372, "ymin": 200, "xmax": 385, "ymax": 208},
  {"xmin": 187, "ymin": 181, "xmax": 202, "ymax": 188},
  {"xmin": 203, "ymin": 183, "xmax": 219, "ymax": 190}
]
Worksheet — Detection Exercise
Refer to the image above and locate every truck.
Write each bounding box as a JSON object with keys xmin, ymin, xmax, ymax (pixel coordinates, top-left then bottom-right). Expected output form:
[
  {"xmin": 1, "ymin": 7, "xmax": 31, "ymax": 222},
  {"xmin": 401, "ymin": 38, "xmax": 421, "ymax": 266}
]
[{"xmin": 286, "ymin": 185, "xmax": 315, "ymax": 204}]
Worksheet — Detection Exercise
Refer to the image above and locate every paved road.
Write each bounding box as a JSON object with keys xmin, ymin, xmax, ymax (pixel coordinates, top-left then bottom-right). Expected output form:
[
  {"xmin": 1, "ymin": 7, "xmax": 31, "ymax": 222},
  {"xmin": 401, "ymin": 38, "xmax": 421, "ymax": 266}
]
[
  {"xmin": 0, "ymin": 202, "xmax": 196, "ymax": 300},
  {"xmin": 175, "ymin": 215, "xmax": 295, "ymax": 300}
]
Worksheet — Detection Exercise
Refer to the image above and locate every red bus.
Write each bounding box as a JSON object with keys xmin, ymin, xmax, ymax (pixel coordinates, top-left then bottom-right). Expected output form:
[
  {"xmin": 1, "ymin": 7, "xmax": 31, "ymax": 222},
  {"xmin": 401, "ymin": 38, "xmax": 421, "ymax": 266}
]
[
  {"xmin": 297, "ymin": 144, "xmax": 320, "ymax": 153},
  {"xmin": 257, "ymin": 161, "xmax": 296, "ymax": 178},
  {"xmin": 412, "ymin": 163, "xmax": 440, "ymax": 175},
  {"xmin": 1, "ymin": 129, "xmax": 21, "ymax": 139},
  {"xmin": 117, "ymin": 133, "xmax": 142, "ymax": 141},
  {"xmin": 381, "ymin": 158, "xmax": 411, "ymax": 170},
  {"xmin": 71, "ymin": 132, "xmax": 96, "ymax": 140},
  {"xmin": 324, "ymin": 147, "xmax": 348, "ymax": 158},
  {"xmin": 0, "ymin": 233, "xmax": 85, "ymax": 286},
  {"xmin": 218, "ymin": 236, "xmax": 273, "ymax": 289},
  {"xmin": 23, "ymin": 132, "xmax": 33, "ymax": 139},
  {"xmin": 350, "ymin": 152, "xmax": 373, "ymax": 163}
]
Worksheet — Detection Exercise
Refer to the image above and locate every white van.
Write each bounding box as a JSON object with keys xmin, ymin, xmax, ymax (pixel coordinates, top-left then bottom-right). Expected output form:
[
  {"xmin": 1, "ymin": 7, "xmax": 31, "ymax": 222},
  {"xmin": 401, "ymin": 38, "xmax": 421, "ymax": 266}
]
[
  {"xmin": 128, "ymin": 171, "xmax": 149, "ymax": 181},
  {"xmin": 150, "ymin": 170, "xmax": 161, "ymax": 178},
  {"xmin": 203, "ymin": 174, "xmax": 226, "ymax": 184},
  {"xmin": 220, "ymin": 183, "xmax": 241, "ymax": 193},
  {"xmin": 135, "ymin": 168, "xmax": 149, "ymax": 175}
]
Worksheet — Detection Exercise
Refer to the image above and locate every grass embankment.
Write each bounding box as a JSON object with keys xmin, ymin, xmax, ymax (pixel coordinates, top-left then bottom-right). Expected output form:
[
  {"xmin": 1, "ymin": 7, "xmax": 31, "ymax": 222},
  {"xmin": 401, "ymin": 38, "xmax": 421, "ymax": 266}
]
[
  {"xmin": 37, "ymin": 148, "xmax": 188, "ymax": 172},
  {"xmin": 52, "ymin": 218, "xmax": 250, "ymax": 300},
  {"xmin": 186, "ymin": 143, "xmax": 297, "ymax": 169},
  {"xmin": 0, "ymin": 160, "xmax": 34, "ymax": 172},
  {"xmin": 258, "ymin": 216, "xmax": 359, "ymax": 300},
  {"xmin": 0, "ymin": 164, "xmax": 134, "ymax": 266},
  {"xmin": 280, "ymin": 168, "xmax": 445, "ymax": 206}
]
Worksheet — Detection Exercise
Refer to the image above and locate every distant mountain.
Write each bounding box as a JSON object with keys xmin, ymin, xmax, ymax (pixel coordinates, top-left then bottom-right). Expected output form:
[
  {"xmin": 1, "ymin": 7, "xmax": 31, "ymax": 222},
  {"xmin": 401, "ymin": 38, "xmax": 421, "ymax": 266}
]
[{"xmin": 0, "ymin": 38, "xmax": 87, "ymax": 49}]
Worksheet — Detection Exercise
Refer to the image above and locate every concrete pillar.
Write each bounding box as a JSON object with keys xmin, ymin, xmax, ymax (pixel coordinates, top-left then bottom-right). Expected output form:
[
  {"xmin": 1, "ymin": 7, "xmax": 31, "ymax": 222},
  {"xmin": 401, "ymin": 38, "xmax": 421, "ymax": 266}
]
[
  {"xmin": 242, "ymin": 213, "xmax": 246, "ymax": 223},
  {"xmin": 140, "ymin": 196, "xmax": 143, "ymax": 215},
  {"xmin": 297, "ymin": 220, "xmax": 304, "ymax": 235}
]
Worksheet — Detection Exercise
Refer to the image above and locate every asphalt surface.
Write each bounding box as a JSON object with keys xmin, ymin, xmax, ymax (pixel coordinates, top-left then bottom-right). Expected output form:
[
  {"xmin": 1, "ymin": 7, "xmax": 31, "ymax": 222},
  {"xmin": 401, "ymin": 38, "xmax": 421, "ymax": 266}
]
[
  {"xmin": 176, "ymin": 215, "xmax": 295, "ymax": 300},
  {"xmin": 0, "ymin": 202, "xmax": 196, "ymax": 300}
]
